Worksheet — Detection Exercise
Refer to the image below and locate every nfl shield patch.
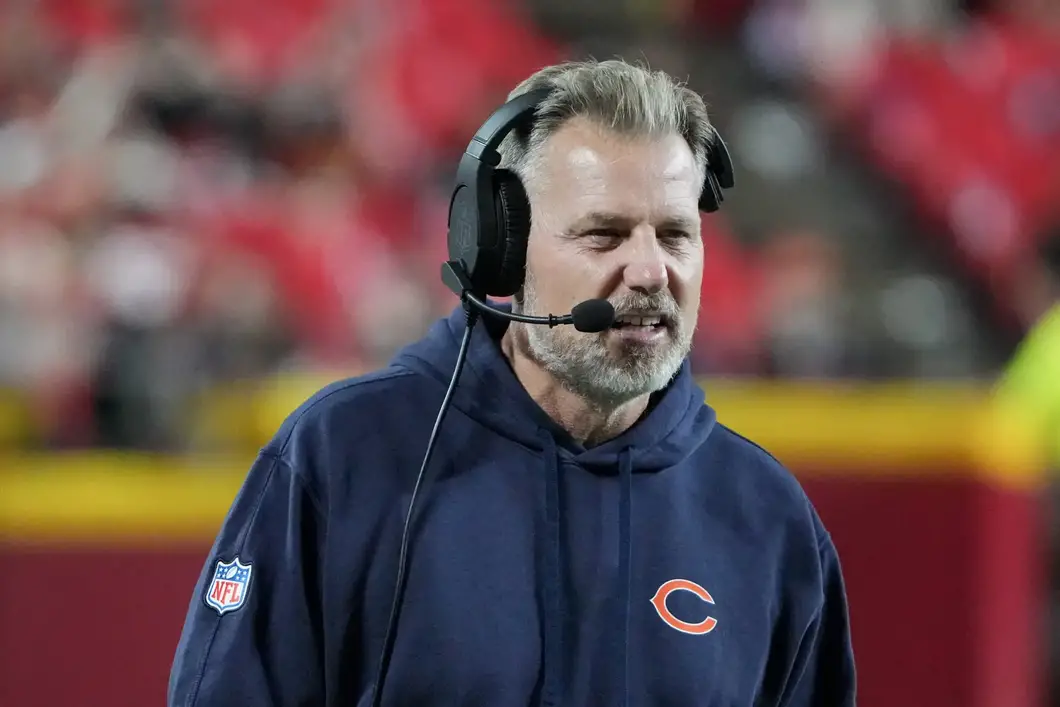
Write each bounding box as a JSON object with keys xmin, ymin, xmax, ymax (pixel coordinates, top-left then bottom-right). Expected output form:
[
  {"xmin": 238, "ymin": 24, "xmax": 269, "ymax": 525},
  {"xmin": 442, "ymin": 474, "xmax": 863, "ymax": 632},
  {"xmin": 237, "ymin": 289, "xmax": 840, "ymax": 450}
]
[{"xmin": 205, "ymin": 557, "xmax": 252, "ymax": 615}]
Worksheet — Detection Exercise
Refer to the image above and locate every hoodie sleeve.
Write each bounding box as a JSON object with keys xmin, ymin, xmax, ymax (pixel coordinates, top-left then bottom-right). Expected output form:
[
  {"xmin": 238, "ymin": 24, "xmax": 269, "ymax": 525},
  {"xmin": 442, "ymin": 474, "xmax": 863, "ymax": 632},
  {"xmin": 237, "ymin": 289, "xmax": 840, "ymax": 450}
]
[
  {"xmin": 778, "ymin": 529, "xmax": 857, "ymax": 707},
  {"xmin": 168, "ymin": 451, "xmax": 327, "ymax": 707}
]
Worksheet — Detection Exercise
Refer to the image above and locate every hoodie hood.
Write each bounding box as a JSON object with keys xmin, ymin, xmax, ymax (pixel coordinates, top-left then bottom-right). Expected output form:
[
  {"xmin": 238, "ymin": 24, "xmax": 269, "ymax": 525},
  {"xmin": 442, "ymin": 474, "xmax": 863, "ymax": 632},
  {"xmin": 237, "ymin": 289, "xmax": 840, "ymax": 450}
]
[{"xmin": 392, "ymin": 303, "xmax": 717, "ymax": 473}]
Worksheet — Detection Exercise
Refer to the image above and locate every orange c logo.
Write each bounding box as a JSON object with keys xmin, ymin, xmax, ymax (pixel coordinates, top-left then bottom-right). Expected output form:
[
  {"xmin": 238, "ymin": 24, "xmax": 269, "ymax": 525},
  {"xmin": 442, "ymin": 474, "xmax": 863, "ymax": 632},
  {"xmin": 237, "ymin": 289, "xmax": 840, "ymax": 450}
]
[{"xmin": 650, "ymin": 579, "xmax": 718, "ymax": 635}]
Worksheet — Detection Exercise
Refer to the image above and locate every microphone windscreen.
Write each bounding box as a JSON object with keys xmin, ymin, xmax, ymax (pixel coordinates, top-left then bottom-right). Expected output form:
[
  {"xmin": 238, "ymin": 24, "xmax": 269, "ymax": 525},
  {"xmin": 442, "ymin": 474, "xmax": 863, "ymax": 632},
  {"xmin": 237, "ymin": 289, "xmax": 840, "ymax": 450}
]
[{"xmin": 570, "ymin": 299, "xmax": 615, "ymax": 333}]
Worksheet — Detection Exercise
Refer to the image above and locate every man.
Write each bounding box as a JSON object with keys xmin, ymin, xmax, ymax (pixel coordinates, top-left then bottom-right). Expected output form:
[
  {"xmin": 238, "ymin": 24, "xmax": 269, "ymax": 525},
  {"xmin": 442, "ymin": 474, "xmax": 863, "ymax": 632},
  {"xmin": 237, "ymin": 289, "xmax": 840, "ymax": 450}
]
[{"xmin": 169, "ymin": 59, "xmax": 857, "ymax": 706}]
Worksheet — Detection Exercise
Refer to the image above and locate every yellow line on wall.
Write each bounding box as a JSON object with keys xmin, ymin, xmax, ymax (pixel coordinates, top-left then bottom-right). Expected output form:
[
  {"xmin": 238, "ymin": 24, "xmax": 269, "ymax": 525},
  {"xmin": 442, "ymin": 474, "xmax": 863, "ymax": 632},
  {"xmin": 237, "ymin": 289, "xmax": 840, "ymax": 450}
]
[
  {"xmin": 0, "ymin": 380, "xmax": 1047, "ymax": 543},
  {"xmin": 0, "ymin": 453, "xmax": 250, "ymax": 544}
]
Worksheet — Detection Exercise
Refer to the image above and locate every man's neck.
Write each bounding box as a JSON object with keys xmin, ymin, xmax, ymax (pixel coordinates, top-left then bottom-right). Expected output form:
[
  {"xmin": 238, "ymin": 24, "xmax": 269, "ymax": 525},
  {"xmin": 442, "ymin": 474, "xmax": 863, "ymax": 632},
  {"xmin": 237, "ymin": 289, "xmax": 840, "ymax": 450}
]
[{"xmin": 500, "ymin": 330, "xmax": 650, "ymax": 448}]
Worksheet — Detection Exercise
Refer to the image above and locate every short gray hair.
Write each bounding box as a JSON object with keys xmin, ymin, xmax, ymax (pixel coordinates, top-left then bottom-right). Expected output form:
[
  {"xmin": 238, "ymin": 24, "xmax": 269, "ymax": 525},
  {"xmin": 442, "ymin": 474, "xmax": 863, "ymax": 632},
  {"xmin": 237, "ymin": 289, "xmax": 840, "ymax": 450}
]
[{"xmin": 498, "ymin": 59, "xmax": 713, "ymax": 184}]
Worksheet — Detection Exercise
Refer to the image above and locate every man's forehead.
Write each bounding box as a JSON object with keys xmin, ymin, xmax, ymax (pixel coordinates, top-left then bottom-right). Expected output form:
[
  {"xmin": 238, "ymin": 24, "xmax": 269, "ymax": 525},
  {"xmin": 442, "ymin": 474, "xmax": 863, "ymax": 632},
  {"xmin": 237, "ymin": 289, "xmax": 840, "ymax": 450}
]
[{"xmin": 528, "ymin": 121, "xmax": 702, "ymax": 223}]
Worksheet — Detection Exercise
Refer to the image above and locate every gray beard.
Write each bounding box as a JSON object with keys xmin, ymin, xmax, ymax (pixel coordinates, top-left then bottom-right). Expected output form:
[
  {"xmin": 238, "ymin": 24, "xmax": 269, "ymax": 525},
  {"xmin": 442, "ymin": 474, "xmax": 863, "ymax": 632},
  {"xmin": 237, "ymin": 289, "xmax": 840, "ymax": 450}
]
[{"xmin": 514, "ymin": 279, "xmax": 692, "ymax": 408}]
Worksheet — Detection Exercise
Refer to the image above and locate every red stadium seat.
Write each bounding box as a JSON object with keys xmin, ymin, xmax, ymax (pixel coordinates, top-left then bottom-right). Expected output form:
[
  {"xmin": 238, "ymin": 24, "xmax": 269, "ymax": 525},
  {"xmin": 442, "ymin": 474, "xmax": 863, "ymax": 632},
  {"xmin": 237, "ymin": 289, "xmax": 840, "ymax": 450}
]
[
  {"xmin": 33, "ymin": 0, "xmax": 131, "ymax": 53},
  {"xmin": 835, "ymin": 17, "xmax": 1060, "ymax": 324},
  {"xmin": 175, "ymin": 0, "xmax": 337, "ymax": 84}
]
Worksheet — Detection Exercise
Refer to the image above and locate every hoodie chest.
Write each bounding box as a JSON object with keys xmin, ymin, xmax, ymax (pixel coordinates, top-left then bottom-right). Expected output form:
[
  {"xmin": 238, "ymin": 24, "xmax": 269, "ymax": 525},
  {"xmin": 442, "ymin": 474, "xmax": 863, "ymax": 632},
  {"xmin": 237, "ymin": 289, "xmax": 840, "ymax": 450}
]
[
  {"xmin": 358, "ymin": 454, "xmax": 776, "ymax": 706},
  {"xmin": 560, "ymin": 465, "xmax": 778, "ymax": 706},
  {"xmin": 622, "ymin": 473, "xmax": 782, "ymax": 705},
  {"xmin": 363, "ymin": 452, "xmax": 546, "ymax": 705}
]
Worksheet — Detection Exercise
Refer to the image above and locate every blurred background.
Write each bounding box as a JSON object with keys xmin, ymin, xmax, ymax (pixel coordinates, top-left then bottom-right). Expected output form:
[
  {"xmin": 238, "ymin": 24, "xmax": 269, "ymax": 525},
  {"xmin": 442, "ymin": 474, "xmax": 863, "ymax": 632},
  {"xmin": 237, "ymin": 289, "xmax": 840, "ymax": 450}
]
[{"xmin": 0, "ymin": 0, "xmax": 1058, "ymax": 705}]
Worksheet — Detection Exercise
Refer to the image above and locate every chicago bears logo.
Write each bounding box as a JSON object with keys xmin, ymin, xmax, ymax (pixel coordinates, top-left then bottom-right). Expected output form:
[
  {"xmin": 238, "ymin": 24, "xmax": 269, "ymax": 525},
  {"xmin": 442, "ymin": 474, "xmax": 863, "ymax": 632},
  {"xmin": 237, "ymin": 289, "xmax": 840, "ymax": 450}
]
[
  {"xmin": 205, "ymin": 557, "xmax": 252, "ymax": 615},
  {"xmin": 650, "ymin": 579, "xmax": 718, "ymax": 635}
]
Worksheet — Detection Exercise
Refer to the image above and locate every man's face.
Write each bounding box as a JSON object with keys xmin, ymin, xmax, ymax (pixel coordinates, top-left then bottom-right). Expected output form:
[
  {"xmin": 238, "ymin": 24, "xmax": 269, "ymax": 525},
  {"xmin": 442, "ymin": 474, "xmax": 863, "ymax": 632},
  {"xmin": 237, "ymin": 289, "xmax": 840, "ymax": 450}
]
[{"xmin": 515, "ymin": 117, "xmax": 704, "ymax": 405}]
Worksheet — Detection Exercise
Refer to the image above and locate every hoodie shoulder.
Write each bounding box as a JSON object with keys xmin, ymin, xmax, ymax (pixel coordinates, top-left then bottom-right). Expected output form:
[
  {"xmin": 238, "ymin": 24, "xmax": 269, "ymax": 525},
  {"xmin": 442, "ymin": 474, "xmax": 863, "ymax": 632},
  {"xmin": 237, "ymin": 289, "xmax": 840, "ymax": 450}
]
[
  {"xmin": 709, "ymin": 422, "xmax": 825, "ymax": 535},
  {"xmin": 256, "ymin": 366, "xmax": 435, "ymax": 488},
  {"xmin": 263, "ymin": 367, "xmax": 416, "ymax": 455}
]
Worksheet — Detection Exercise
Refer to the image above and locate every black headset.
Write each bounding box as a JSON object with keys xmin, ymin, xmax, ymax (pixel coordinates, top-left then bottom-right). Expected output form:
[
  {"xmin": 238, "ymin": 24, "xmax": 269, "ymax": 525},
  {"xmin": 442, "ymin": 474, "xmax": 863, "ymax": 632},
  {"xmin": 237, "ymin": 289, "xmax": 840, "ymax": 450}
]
[{"xmin": 445, "ymin": 87, "xmax": 736, "ymax": 299}]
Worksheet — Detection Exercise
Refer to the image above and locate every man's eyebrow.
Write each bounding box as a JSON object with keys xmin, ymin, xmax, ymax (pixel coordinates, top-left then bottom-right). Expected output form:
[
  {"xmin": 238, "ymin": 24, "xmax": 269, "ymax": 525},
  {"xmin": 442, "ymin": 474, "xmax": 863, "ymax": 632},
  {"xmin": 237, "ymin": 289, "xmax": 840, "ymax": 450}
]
[
  {"xmin": 655, "ymin": 216, "xmax": 699, "ymax": 233},
  {"xmin": 567, "ymin": 212, "xmax": 699, "ymax": 233},
  {"xmin": 569, "ymin": 212, "xmax": 636, "ymax": 232}
]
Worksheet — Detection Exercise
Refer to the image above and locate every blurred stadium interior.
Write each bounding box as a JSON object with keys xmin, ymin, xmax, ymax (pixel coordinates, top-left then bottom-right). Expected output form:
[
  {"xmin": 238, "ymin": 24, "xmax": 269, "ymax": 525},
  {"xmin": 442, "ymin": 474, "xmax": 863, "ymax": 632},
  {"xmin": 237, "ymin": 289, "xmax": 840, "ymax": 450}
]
[{"xmin": 0, "ymin": 0, "xmax": 1059, "ymax": 705}]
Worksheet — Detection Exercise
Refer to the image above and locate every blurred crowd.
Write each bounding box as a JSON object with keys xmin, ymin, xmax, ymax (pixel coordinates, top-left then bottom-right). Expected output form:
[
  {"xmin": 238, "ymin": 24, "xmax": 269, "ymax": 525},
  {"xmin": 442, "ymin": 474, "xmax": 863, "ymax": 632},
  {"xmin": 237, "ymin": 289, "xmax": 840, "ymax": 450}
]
[
  {"xmin": 0, "ymin": 0, "xmax": 1058, "ymax": 450},
  {"xmin": 0, "ymin": 0, "xmax": 560, "ymax": 448}
]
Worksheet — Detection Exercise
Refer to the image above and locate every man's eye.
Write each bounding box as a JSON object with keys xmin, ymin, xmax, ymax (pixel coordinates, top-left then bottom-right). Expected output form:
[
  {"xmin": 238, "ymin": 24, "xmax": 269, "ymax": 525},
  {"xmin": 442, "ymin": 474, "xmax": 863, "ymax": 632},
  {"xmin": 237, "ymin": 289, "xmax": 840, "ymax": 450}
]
[
  {"xmin": 659, "ymin": 230, "xmax": 690, "ymax": 241},
  {"xmin": 585, "ymin": 229, "xmax": 623, "ymax": 240}
]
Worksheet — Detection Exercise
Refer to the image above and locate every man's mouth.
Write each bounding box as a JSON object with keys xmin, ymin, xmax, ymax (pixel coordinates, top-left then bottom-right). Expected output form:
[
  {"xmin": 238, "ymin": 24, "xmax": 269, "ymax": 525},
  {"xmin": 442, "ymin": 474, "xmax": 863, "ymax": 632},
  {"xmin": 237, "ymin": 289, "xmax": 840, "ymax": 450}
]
[{"xmin": 610, "ymin": 313, "xmax": 668, "ymax": 330}]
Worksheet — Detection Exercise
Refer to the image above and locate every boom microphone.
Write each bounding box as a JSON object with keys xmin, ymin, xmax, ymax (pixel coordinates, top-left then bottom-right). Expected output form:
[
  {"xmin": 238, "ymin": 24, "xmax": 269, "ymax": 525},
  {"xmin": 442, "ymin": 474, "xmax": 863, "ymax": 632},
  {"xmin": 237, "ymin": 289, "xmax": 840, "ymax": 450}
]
[
  {"xmin": 442, "ymin": 260, "xmax": 616, "ymax": 333},
  {"xmin": 462, "ymin": 291, "xmax": 615, "ymax": 333}
]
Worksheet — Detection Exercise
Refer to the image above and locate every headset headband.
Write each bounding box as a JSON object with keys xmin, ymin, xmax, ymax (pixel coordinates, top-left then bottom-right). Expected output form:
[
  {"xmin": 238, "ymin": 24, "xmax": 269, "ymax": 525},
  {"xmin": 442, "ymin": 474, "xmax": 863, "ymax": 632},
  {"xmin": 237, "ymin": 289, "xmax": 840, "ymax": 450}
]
[
  {"xmin": 461, "ymin": 87, "xmax": 733, "ymax": 208},
  {"xmin": 463, "ymin": 89, "xmax": 552, "ymax": 164}
]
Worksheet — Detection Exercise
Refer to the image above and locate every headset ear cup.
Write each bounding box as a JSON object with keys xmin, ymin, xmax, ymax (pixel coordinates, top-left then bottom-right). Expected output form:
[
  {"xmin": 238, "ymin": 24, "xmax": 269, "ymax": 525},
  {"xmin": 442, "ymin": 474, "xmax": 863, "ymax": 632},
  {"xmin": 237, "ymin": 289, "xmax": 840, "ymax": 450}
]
[{"xmin": 491, "ymin": 169, "xmax": 531, "ymax": 297}]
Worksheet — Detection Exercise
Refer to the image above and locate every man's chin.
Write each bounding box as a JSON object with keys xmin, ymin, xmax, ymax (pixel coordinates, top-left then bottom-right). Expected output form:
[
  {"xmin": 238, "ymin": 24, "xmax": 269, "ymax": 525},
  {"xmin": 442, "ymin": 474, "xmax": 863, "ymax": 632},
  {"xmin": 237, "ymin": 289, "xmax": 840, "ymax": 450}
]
[
  {"xmin": 525, "ymin": 334, "xmax": 684, "ymax": 398},
  {"xmin": 605, "ymin": 340, "xmax": 681, "ymax": 369},
  {"xmin": 592, "ymin": 356, "xmax": 683, "ymax": 393}
]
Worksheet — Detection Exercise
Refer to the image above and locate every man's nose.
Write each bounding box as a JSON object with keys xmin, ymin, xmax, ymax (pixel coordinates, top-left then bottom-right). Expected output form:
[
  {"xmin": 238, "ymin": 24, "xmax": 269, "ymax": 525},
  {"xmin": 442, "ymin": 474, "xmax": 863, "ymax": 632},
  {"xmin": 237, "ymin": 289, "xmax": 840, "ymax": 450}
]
[{"xmin": 622, "ymin": 226, "xmax": 669, "ymax": 295}]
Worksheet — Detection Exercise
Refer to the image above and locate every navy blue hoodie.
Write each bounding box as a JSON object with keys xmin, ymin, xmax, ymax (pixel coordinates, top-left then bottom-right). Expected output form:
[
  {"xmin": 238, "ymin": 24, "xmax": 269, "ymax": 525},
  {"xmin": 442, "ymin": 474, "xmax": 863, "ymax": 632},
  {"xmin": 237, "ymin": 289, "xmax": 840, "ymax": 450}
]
[{"xmin": 169, "ymin": 305, "xmax": 856, "ymax": 706}]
